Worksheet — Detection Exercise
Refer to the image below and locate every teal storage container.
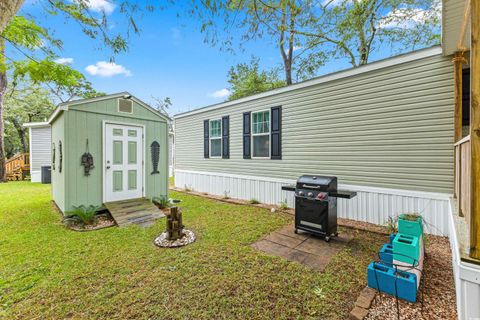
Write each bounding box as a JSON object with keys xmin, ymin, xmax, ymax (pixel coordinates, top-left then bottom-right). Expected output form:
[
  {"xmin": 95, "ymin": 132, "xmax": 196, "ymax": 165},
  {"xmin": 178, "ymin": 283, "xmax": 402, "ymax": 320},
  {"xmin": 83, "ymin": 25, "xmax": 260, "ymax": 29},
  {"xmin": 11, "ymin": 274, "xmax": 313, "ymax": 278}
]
[
  {"xmin": 393, "ymin": 233, "xmax": 420, "ymax": 265},
  {"xmin": 398, "ymin": 214, "xmax": 423, "ymax": 239}
]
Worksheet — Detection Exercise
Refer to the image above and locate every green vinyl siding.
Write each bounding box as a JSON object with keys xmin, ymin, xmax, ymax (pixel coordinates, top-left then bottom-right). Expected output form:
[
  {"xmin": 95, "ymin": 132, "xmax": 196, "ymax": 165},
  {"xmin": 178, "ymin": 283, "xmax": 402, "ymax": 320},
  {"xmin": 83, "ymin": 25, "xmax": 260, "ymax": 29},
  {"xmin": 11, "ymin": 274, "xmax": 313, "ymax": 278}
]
[
  {"xmin": 174, "ymin": 51, "xmax": 455, "ymax": 194},
  {"xmin": 50, "ymin": 95, "xmax": 168, "ymax": 212}
]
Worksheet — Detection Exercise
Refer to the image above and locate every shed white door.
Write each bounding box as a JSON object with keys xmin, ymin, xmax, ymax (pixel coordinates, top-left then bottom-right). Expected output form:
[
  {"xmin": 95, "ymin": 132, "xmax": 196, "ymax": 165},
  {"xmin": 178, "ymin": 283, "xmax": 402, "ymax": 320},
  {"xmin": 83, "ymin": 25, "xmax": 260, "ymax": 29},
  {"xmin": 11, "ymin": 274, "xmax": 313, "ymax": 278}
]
[{"xmin": 105, "ymin": 123, "xmax": 144, "ymax": 202}]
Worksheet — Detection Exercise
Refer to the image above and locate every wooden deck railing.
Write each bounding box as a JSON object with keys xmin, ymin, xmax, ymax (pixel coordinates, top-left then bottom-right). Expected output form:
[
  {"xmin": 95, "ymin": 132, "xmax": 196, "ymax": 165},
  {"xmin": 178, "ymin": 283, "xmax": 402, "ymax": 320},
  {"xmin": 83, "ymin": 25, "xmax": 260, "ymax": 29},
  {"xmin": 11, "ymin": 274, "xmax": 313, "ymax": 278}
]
[
  {"xmin": 5, "ymin": 153, "xmax": 30, "ymax": 181},
  {"xmin": 455, "ymin": 135, "xmax": 471, "ymax": 220}
]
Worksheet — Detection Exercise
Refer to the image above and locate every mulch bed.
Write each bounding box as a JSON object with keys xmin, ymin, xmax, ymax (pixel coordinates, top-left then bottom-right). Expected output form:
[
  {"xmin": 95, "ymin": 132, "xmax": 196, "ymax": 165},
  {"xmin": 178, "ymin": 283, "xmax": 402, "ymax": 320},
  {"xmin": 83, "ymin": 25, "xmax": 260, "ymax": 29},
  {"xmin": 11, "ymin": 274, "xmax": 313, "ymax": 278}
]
[
  {"xmin": 65, "ymin": 216, "xmax": 116, "ymax": 231},
  {"xmin": 365, "ymin": 236, "xmax": 457, "ymax": 320}
]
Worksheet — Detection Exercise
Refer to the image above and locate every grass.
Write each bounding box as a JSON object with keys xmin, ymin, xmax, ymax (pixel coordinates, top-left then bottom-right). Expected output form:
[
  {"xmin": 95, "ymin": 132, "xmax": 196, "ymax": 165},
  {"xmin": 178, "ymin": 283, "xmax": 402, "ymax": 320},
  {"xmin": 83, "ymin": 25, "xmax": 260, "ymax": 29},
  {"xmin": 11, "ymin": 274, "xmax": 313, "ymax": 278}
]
[{"xmin": 0, "ymin": 182, "xmax": 385, "ymax": 319}]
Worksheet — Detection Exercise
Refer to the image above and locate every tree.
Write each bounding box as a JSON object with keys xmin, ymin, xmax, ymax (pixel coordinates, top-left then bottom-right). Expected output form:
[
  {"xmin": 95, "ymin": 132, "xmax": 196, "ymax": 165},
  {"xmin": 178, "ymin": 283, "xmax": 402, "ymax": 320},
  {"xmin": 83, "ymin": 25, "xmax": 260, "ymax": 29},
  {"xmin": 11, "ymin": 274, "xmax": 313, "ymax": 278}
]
[
  {"xmin": 296, "ymin": 0, "xmax": 441, "ymax": 67},
  {"xmin": 152, "ymin": 96, "xmax": 172, "ymax": 117},
  {"xmin": 0, "ymin": 1, "xmax": 142, "ymax": 181},
  {"xmin": 4, "ymin": 82, "xmax": 55, "ymax": 157},
  {"xmin": 183, "ymin": 0, "xmax": 321, "ymax": 85},
  {"xmin": 227, "ymin": 57, "xmax": 285, "ymax": 100}
]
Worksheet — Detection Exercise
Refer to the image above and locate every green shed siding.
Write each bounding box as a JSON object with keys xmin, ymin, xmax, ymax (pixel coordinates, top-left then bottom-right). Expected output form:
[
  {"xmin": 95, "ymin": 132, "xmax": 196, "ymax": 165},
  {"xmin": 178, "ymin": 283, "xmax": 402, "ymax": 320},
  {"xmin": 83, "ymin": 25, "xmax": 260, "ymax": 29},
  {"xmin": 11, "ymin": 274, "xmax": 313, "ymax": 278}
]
[
  {"xmin": 51, "ymin": 112, "xmax": 65, "ymax": 212},
  {"xmin": 175, "ymin": 51, "xmax": 455, "ymax": 194},
  {"xmin": 51, "ymin": 96, "xmax": 168, "ymax": 212}
]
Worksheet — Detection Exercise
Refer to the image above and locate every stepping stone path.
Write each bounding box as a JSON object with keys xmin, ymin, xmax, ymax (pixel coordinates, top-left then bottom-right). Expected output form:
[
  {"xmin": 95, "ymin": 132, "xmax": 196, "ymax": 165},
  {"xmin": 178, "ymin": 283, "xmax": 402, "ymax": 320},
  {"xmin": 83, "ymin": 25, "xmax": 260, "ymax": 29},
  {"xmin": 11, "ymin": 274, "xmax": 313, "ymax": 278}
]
[{"xmin": 252, "ymin": 224, "xmax": 354, "ymax": 271}]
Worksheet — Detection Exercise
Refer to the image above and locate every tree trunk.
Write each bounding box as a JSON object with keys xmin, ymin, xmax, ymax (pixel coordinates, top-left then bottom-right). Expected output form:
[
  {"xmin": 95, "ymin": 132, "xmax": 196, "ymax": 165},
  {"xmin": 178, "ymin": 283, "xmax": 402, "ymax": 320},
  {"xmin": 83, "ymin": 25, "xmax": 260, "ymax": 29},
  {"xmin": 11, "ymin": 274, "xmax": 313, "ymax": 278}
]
[
  {"xmin": 279, "ymin": 6, "xmax": 293, "ymax": 85},
  {"xmin": 0, "ymin": 39, "xmax": 7, "ymax": 182},
  {"xmin": 0, "ymin": 0, "xmax": 24, "ymax": 34},
  {"xmin": 12, "ymin": 119, "xmax": 28, "ymax": 153},
  {"xmin": 0, "ymin": 75, "xmax": 6, "ymax": 183}
]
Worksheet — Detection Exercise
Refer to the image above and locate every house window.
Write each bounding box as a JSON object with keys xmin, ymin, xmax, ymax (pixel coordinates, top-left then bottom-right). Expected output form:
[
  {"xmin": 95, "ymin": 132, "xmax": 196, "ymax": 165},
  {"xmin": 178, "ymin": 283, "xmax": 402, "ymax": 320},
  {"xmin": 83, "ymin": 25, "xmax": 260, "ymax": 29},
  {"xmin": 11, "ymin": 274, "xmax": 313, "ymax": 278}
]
[
  {"xmin": 252, "ymin": 110, "xmax": 270, "ymax": 158},
  {"xmin": 209, "ymin": 119, "xmax": 222, "ymax": 157}
]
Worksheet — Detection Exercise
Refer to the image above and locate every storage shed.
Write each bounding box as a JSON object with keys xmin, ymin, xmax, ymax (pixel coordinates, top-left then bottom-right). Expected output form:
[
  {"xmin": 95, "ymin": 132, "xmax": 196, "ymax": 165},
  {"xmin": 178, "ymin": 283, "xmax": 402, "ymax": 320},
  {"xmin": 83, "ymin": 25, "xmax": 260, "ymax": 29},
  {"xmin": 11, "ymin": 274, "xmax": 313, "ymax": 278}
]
[
  {"xmin": 22, "ymin": 122, "xmax": 51, "ymax": 183},
  {"xmin": 48, "ymin": 92, "xmax": 169, "ymax": 213}
]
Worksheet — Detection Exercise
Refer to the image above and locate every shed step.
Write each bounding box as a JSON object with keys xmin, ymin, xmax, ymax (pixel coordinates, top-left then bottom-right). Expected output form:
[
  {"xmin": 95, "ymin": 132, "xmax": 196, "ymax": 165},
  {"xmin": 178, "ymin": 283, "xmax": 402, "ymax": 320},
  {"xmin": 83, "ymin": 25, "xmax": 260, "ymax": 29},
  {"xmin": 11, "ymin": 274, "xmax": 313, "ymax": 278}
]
[{"xmin": 104, "ymin": 198, "xmax": 165, "ymax": 227}]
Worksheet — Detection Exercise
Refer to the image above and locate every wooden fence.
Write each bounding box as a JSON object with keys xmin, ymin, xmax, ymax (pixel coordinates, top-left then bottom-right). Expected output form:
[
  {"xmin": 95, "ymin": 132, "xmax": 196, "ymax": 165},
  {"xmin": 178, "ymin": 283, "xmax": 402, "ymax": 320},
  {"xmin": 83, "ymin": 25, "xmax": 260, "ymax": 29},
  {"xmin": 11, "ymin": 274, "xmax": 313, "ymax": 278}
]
[
  {"xmin": 455, "ymin": 135, "xmax": 471, "ymax": 221},
  {"xmin": 5, "ymin": 153, "xmax": 30, "ymax": 181}
]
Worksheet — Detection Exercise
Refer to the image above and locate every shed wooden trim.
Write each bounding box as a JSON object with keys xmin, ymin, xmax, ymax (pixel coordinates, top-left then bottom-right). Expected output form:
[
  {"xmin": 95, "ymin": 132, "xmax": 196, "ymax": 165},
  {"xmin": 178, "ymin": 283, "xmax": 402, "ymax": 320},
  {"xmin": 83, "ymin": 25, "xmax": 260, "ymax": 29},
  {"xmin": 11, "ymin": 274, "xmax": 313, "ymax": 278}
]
[{"xmin": 48, "ymin": 92, "xmax": 170, "ymax": 124}]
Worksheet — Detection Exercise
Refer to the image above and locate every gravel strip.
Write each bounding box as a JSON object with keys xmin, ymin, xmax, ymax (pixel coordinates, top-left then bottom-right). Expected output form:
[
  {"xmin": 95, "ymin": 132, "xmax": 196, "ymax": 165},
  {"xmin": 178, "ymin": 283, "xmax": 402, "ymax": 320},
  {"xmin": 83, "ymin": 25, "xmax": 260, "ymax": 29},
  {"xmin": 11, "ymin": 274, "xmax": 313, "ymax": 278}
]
[{"xmin": 365, "ymin": 235, "xmax": 457, "ymax": 320}]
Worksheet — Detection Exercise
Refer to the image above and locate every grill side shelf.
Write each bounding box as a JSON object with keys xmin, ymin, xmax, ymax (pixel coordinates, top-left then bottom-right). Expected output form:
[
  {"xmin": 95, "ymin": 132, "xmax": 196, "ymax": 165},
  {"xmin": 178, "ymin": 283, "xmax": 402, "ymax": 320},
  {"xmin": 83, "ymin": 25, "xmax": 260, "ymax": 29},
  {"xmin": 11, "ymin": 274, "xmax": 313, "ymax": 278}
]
[
  {"xmin": 281, "ymin": 185, "xmax": 296, "ymax": 192},
  {"xmin": 330, "ymin": 191, "xmax": 357, "ymax": 199}
]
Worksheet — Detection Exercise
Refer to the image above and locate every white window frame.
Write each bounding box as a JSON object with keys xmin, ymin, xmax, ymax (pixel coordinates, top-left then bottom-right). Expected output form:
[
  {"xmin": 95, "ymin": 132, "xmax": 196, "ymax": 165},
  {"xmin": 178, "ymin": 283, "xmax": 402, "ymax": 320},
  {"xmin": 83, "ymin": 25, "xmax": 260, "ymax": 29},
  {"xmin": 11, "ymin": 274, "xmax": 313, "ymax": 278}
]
[
  {"xmin": 209, "ymin": 119, "xmax": 222, "ymax": 158},
  {"xmin": 251, "ymin": 110, "xmax": 271, "ymax": 159}
]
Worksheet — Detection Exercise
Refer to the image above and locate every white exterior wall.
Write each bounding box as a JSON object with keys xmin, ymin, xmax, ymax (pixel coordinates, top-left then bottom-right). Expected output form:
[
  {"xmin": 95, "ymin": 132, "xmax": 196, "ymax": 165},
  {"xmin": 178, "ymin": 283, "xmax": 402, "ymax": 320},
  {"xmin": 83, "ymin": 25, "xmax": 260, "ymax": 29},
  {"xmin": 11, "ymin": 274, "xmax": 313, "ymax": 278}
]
[
  {"xmin": 29, "ymin": 126, "xmax": 52, "ymax": 183},
  {"xmin": 175, "ymin": 169, "xmax": 451, "ymax": 236},
  {"xmin": 448, "ymin": 200, "xmax": 480, "ymax": 320}
]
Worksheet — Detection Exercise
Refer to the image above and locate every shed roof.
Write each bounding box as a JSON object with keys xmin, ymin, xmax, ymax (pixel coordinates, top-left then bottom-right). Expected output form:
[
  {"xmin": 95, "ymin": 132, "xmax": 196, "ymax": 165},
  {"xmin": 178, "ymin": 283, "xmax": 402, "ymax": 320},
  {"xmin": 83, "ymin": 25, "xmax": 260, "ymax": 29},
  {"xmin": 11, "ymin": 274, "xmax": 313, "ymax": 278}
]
[{"xmin": 48, "ymin": 92, "xmax": 171, "ymax": 124}]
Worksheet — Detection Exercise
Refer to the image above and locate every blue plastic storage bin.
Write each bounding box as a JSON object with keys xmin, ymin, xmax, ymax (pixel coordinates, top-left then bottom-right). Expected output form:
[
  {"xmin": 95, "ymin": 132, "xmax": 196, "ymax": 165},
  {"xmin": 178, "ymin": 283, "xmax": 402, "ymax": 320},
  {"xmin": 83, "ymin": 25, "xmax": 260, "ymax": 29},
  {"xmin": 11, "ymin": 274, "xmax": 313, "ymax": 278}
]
[{"xmin": 367, "ymin": 262, "xmax": 418, "ymax": 303}]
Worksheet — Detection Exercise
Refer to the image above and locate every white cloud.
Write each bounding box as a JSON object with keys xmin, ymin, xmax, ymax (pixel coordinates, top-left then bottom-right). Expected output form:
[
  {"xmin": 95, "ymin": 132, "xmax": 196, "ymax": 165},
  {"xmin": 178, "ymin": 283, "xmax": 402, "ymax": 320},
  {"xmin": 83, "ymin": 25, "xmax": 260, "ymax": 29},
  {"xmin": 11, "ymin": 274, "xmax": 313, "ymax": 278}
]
[
  {"xmin": 209, "ymin": 88, "xmax": 230, "ymax": 99},
  {"xmin": 85, "ymin": 61, "xmax": 132, "ymax": 77},
  {"xmin": 75, "ymin": 0, "xmax": 116, "ymax": 15},
  {"xmin": 378, "ymin": 2, "xmax": 441, "ymax": 29},
  {"xmin": 293, "ymin": 46, "xmax": 303, "ymax": 52},
  {"xmin": 54, "ymin": 57, "xmax": 74, "ymax": 65}
]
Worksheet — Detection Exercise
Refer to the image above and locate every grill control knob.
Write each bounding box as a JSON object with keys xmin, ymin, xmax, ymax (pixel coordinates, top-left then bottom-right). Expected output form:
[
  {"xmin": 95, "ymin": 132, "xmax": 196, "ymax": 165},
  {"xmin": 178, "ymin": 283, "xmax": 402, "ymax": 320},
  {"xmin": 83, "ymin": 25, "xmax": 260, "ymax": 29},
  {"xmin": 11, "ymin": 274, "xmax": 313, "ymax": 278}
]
[
  {"xmin": 307, "ymin": 192, "xmax": 313, "ymax": 197},
  {"xmin": 298, "ymin": 191, "xmax": 304, "ymax": 196}
]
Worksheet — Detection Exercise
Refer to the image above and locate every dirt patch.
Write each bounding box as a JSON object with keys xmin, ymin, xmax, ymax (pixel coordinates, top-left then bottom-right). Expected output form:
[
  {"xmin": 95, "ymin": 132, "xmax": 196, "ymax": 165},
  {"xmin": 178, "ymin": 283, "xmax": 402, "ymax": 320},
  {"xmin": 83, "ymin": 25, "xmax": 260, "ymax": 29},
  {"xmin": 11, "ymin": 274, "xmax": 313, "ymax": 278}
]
[{"xmin": 365, "ymin": 235, "xmax": 457, "ymax": 320}]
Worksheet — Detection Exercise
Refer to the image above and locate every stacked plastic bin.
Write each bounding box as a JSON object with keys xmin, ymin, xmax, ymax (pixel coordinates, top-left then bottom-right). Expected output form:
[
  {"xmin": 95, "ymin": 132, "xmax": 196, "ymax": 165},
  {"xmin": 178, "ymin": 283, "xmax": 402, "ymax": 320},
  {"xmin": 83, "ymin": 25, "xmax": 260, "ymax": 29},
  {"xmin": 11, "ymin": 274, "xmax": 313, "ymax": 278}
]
[{"xmin": 367, "ymin": 214, "xmax": 424, "ymax": 303}]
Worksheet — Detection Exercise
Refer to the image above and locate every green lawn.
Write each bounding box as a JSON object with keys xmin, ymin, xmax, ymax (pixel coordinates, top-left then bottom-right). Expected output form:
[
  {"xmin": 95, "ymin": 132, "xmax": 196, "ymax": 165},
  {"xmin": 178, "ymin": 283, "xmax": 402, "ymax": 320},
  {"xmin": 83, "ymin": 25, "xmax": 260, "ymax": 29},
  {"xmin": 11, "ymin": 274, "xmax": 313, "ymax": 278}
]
[{"xmin": 0, "ymin": 182, "xmax": 384, "ymax": 319}]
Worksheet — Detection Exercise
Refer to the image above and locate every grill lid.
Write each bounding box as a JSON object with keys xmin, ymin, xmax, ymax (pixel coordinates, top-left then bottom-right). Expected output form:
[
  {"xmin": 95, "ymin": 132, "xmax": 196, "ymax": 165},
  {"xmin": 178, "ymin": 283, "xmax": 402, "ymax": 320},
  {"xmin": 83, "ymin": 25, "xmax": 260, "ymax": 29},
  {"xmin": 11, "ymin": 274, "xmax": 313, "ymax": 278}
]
[{"xmin": 296, "ymin": 175, "xmax": 337, "ymax": 189}]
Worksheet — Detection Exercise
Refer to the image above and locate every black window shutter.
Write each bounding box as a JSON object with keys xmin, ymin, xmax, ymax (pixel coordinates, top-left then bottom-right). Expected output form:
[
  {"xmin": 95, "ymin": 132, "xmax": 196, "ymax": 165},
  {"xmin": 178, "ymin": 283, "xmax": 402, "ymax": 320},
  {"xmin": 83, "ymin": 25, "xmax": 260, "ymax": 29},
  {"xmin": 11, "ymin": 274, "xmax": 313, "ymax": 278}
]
[
  {"xmin": 204, "ymin": 120, "xmax": 209, "ymax": 158},
  {"xmin": 271, "ymin": 106, "xmax": 282, "ymax": 159},
  {"xmin": 222, "ymin": 116, "xmax": 230, "ymax": 159},
  {"xmin": 243, "ymin": 112, "xmax": 251, "ymax": 159}
]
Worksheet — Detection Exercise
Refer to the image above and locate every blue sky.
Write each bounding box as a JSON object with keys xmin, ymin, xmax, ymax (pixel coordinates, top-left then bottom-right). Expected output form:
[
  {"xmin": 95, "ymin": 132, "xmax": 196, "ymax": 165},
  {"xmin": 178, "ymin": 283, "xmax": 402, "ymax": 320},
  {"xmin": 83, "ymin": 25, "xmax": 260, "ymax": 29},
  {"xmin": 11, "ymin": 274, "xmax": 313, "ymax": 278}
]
[{"xmin": 14, "ymin": 0, "xmax": 440, "ymax": 115}]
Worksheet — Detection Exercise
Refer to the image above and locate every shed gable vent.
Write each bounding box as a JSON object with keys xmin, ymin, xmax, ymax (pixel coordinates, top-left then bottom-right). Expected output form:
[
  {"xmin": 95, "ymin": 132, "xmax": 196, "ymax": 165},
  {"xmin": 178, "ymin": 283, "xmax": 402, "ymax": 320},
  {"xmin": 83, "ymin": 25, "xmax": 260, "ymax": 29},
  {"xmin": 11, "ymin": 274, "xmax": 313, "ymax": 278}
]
[{"xmin": 118, "ymin": 98, "xmax": 133, "ymax": 113}]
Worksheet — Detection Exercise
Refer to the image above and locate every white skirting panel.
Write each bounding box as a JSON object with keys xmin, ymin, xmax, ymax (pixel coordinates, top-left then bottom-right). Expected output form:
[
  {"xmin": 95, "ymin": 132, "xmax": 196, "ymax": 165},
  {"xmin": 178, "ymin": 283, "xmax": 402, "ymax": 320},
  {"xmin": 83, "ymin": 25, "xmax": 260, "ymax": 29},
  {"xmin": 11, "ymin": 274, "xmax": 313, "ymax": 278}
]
[
  {"xmin": 448, "ymin": 199, "xmax": 480, "ymax": 320},
  {"xmin": 175, "ymin": 169, "xmax": 451, "ymax": 236}
]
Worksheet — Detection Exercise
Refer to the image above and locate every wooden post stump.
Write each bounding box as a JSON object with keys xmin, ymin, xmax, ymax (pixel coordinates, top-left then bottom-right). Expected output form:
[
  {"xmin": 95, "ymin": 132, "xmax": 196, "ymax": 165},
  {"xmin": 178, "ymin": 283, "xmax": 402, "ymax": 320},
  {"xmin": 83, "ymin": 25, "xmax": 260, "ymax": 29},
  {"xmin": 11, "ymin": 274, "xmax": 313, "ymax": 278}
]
[{"xmin": 166, "ymin": 207, "xmax": 184, "ymax": 240}]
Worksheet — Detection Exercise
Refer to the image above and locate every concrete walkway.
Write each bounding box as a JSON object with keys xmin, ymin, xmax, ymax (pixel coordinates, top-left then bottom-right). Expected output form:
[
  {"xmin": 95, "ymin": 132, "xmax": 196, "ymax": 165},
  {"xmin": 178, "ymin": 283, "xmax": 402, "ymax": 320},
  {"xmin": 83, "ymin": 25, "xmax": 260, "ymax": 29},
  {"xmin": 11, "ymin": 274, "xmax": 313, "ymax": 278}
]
[{"xmin": 252, "ymin": 224, "xmax": 354, "ymax": 271}]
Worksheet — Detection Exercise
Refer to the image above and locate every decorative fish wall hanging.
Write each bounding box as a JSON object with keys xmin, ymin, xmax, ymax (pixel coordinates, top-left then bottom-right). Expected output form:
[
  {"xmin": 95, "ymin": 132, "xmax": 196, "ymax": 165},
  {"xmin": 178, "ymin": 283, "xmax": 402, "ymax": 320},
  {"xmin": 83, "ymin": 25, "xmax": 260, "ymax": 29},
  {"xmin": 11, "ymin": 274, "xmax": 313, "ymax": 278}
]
[{"xmin": 151, "ymin": 141, "xmax": 160, "ymax": 174}]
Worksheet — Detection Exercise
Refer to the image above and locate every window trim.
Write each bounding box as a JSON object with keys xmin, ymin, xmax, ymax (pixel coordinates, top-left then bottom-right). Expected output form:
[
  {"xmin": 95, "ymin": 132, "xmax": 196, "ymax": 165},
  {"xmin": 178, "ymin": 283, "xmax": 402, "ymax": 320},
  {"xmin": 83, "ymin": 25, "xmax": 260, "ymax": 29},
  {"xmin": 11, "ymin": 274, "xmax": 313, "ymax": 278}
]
[
  {"xmin": 251, "ymin": 109, "xmax": 271, "ymax": 159},
  {"xmin": 209, "ymin": 119, "xmax": 222, "ymax": 158}
]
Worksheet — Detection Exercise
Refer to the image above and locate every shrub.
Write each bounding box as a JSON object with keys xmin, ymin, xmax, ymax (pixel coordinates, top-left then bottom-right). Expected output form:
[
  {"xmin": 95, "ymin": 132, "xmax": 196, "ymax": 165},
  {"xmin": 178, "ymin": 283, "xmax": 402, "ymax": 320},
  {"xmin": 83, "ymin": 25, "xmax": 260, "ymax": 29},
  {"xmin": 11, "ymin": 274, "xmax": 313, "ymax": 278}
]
[
  {"xmin": 386, "ymin": 215, "xmax": 398, "ymax": 234},
  {"xmin": 65, "ymin": 205, "xmax": 101, "ymax": 226},
  {"xmin": 223, "ymin": 191, "xmax": 230, "ymax": 199},
  {"xmin": 153, "ymin": 196, "xmax": 170, "ymax": 209},
  {"xmin": 249, "ymin": 198, "xmax": 260, "ymax": 205},
  {"xmin": 279, "ymin": 201, "xmax": 288, "ymax": 211}
]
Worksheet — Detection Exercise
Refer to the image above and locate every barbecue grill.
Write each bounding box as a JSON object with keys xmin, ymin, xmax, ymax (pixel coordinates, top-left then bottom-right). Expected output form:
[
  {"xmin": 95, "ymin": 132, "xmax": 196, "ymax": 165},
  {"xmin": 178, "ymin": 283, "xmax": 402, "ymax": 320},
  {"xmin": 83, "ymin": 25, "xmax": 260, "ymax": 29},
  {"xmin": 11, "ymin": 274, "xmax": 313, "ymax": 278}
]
[{"xmin": 282, "ymin": 175, "xmax": 356, "ymax": 241}]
